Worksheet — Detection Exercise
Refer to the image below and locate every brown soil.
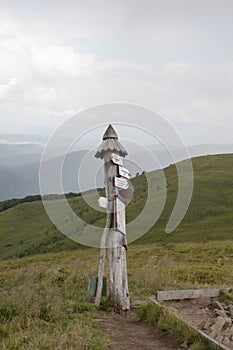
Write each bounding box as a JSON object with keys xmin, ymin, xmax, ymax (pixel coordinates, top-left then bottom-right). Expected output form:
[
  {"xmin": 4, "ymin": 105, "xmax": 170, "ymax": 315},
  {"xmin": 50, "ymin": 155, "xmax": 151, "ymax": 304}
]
[
  {"xmin": 167, "ymin": 297, "xmax": 233, "ymax": 349},
  {"xmin": 97, "ymin": 310, "xmax": 184, "ymax": 350},
  {"xmin": 168, "ymin": 297, "xmax": 218, "ymax": 328}
]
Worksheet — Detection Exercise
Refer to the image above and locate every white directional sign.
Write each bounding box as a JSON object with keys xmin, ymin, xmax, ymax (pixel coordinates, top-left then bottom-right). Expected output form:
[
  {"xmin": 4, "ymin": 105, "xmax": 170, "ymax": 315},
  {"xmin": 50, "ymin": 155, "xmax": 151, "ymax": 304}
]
[
  {"xmin": 110, "ymin": 153, "xmax": 123, "ymax": 166},
  {"xmin": 114, "ymin": 176, "xmax": 129, "ymax": 189},
  {"xmin": 119, "ymin": 166, "xmax": 131, "ymax": 179},
  {"xmin": 115, "ymin": 197, "xmax": 126, "ymax": 235},
  {"xmin": 98, "ymin": 197, "xmax": 108, "ymax": 209}
]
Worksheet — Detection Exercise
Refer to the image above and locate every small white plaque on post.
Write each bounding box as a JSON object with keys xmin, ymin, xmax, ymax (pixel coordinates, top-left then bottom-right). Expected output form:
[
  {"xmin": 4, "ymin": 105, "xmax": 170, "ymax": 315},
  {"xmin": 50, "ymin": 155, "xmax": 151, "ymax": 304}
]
[
  {"xmin": 114, "ymin": 177, "xmax": 129, "ymax": 189},
  {"xmin": 110, "ymin": 153, "xmax": 123, "ymax": 166},
  {"xmin": 119, "ymin": 166, "xmax": 131, "ymax": 179},
  {"xmin": 98, "ymin": 197, "xmax": 108, "ymax": 208}
]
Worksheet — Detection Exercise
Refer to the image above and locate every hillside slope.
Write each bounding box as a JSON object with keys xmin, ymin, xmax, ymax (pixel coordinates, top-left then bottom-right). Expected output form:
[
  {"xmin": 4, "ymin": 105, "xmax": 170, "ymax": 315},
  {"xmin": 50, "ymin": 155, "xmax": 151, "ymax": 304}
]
[
  {"xmin": 0, "ymin": 154, "xmax": 232, "ymax": 259},
  {"xmin": 139, "ymin": 153, "xmax": 233, "ymax": 244}
]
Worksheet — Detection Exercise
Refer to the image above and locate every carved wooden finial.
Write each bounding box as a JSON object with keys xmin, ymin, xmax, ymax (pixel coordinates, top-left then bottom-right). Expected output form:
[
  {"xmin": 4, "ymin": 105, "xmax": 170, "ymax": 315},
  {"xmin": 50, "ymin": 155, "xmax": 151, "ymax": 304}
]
[
  {"xmin": 95, "ymin": 124, "xmax": 127, "ymax": 159},
  {"xmin": 102, "ymin": 124, "xmax": 118, "ymax": 140}
]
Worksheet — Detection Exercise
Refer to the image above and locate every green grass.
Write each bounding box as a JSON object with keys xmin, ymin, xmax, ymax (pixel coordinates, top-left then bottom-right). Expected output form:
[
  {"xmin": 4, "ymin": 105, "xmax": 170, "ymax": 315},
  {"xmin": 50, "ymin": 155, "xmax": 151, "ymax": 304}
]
[
  {"xmin": 1, "ymin": 153, "xmax": 233, "ymax": 348},
  {"xmin": 1, "ymin": 241, "xmax": 232, "ymax": 349},
  {"xmin": 0, "ymin": 154, "xmax": 233, "ymax": 260},
  {"xmin": 0, "ymin": 249, "xmax": 112, "ymax": 350},
  {"xmin": 136, "ymin": 154, "xmax": 233, "ymax": 244}
]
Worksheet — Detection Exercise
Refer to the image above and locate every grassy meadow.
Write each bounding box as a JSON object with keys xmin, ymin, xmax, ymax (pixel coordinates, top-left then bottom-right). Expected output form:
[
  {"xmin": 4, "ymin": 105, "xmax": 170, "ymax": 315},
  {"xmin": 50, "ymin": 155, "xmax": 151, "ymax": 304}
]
[
  {"xmin": 1, "ymin": 241, "xmax": 233, "ymax": 349},
  {"xmin": 0, "ymin": 154, "xmax": 233, "ymax": 348}
]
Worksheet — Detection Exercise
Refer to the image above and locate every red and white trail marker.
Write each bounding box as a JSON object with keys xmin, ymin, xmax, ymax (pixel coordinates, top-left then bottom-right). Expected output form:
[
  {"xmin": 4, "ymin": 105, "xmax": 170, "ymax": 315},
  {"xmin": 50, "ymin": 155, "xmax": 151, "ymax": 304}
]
[
  {"xmin": 119, "ymin": 166, "xmax": 131, "ymax": 179},
  {"xmin": 110, "ymin": 153, "xmax": 124, "ymax": 166}
]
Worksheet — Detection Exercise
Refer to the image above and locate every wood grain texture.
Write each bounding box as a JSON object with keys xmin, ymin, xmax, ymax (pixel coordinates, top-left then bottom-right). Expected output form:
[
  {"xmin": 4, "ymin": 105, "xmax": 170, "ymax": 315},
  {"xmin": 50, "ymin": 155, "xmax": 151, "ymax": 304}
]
[
  {"xmin": 95, "ymin": 126, "xmax": 130, "ymax": 311},
  {"xmin": 156, "ymin": 289, "xmax": 220, "ymax": 301}
]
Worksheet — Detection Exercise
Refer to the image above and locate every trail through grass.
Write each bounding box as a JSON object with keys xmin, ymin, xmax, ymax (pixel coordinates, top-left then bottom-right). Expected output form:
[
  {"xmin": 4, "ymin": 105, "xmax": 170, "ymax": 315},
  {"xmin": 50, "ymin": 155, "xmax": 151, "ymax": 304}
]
[{"xmin": 1, "ymin": 241, "xmax": 233, "ymax": 349}]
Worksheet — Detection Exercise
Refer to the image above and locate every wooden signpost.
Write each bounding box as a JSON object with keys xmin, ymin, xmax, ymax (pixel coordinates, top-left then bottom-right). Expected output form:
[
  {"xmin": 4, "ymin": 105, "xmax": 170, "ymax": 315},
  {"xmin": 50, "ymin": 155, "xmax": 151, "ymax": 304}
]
[{"xmin": 95, "ymin": 125, "xmax": 130, "ymax": 311}]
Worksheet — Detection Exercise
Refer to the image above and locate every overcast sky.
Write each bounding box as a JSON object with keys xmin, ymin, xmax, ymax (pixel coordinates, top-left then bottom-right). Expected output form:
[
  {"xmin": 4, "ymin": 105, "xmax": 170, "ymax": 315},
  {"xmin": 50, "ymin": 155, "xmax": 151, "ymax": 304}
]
[{"xmin": 0, "ymin": 0, "xmax": 232, "ymax": 145}]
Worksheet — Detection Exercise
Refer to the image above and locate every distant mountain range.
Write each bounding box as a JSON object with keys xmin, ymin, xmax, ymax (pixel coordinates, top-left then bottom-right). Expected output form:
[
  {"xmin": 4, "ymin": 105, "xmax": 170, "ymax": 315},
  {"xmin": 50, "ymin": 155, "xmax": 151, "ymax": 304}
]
[{"xmin": 0, "ymin": 134, "xmax": 233, "ymax": 201}]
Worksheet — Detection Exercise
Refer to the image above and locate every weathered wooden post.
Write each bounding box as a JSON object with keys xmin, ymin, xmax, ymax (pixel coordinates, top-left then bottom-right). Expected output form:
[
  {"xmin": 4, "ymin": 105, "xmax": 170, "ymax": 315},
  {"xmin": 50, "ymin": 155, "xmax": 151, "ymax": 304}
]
[{"xmin": 95, "ymin": 124, "xmax": 130, "ymax": 311}]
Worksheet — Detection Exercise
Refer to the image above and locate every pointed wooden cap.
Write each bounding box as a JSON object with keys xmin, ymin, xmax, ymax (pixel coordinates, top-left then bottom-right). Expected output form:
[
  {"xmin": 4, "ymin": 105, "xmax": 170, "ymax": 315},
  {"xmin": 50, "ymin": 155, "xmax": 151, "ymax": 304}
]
[
  {"xmin": 102, "ymin": 124, "xmax": 118, "ymax": 140},
  {"xmin": 95, "ymin": 124, "xmax": 127, "ymax": 159}
]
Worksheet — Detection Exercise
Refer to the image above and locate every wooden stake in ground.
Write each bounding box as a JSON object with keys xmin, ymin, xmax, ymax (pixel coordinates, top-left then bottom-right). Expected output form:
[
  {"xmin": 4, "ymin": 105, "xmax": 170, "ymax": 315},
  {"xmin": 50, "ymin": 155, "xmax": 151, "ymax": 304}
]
[{"xmin": 95, "ymin": 125, "xmax": 130, "ymax": 311}]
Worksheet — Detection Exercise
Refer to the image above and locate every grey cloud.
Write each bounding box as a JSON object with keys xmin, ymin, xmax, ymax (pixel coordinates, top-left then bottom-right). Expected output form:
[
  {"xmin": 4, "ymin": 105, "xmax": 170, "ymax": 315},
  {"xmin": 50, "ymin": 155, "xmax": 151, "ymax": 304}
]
[{"xmin": 0, "ymin": 1, "xmax": 232, "ymax": 145}]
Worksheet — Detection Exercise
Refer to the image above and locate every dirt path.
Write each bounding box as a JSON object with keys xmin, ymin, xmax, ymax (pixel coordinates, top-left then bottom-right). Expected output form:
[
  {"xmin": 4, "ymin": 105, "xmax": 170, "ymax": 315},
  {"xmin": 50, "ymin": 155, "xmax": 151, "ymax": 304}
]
[{"xmin": 97, "ymin": 311, "xmax": 184, "ymax": 350}]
